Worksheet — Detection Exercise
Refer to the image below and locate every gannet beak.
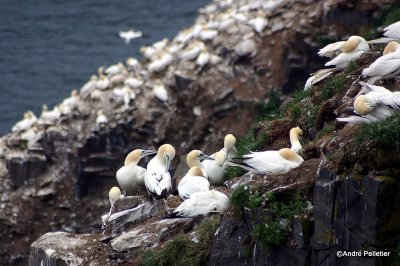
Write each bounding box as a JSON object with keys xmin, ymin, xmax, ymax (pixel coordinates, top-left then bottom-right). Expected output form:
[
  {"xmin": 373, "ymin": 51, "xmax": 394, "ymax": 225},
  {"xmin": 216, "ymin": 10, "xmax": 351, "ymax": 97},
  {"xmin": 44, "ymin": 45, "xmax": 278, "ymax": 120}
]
[
  {"xmin": 199, "ymin": 153, "xmax": 214, "ymax": 161},
  {"xmin": 142, "ymin": 149, "xmax": 157, "ymax": 157}
]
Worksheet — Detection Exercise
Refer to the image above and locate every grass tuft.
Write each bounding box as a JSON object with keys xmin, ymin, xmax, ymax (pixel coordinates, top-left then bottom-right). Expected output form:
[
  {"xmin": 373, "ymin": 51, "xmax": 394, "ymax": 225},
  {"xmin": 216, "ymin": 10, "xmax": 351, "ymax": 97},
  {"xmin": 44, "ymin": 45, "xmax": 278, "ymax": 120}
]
[
  {"xmin": 355, "ymin": 114, "xmax": 400, "ymax": 152},
  {"xmin": 320, "ymin": 74, "xmax": 346, "ymax": 100},
  {"xmin": 256, "ymin": 90, "xmax": 282, "ymax": 121}
]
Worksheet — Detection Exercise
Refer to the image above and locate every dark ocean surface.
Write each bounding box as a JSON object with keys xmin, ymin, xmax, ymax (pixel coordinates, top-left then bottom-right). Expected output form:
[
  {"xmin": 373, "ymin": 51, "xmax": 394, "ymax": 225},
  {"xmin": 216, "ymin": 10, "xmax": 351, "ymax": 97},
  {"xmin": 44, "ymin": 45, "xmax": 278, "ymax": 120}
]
[{"xmin": 0, "ymin": 0, "xmax": 209, "ymax": 134}]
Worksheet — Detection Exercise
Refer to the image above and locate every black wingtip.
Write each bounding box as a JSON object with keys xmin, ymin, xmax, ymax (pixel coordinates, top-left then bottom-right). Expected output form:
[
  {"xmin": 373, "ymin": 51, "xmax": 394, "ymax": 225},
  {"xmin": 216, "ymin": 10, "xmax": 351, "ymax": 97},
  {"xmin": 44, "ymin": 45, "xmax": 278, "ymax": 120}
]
[{"xmin": 163, "ymin": 212, "xmax": 183, "ymax": 219}]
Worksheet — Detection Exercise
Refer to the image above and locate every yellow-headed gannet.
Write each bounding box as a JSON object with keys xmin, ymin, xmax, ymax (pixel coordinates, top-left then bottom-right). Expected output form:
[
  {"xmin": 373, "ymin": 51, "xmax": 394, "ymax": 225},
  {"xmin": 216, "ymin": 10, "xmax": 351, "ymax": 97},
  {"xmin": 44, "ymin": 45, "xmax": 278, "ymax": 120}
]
[
  {"xmin": 126, "ymin": 57, "xmax": 140, "ymax": 70},
  {"xmin": 96, "ymin": 67, "xmax": 110, "ymax": 90},
  {"xmin": 60, "ymin": 89, "xmax": 80, "ymax": 115},
  {"xmin": 144, "ymin": 144, "xmax": 176, "ymax": 199},
  {"xmin": 204, "ymin": 151, "xmax": 226, "ymax": 186},
  {"xmin": 234, "ymin": 32, "xmax": 257, "ymax": 58},
  {"xmin": 117, "ymin": 149, "xmax": 157, "ymax": 195},
  {"xmin": 178, "ymin": 166, "xmax": 210, "ymax": 200},
  {"xmin": 21, "ymin": 127, "xmax": 42, "ymax": 148},
  {"xmin": 362, "ymin": 41, "xmax": 400, "ymax": 84},
  {"xmin": 153, "ymin": 80, "xmax": 168, "ymax": 102},
  {"xmin": 124, "ymin": 76, "xmax": 144, "ymax": 89},
  {"xmin": 118, "ymin": 29, "xmax": 143, "ymax": 44},
  {"xmin": 186, "ymin": 150, "xmax": 213, "ymax": 178},
  {"xmin": 12, "ymin": 111, "xmax": 37, "ymax": 132},
  {"xmin": 105, "ymin": 62, "xmax": 126, "ymax": 77},
  {"xmin": 196, "ymin": 47, "xmax": 210, "ymax": 69},
  {"xmin": 199, "ymin": 28, "xmax": 218, "ymax": 41},
  {"xmin": 321, "ymin": 36, "xmax": 369, "ymax": 69},
  {"xmin": 289, "ymin": 127, "xmax": 303, "ymax": 153},
  {"xmin": 38, "ymin": 104, "xmax": 61, "ymax": 125},
  {"xmin": 227, "ymin": 148, "xmax": 304, "ymax": 175},
  {"xmin": 113, "ymin": 86, "xmax": 135, "ymax": 108},
  {"xmin": 368, "ymin": 21, "xmax": 400, "ymax": 44},
  {"xmin": 168, "ymin": 190, "xmax": 230, "ymax": 218},
  {"xmin": 148, "ymin": 52, "xmax": 173, "ymax": 73},
  {"xmin": 179, "ymin": 42, "xmax": 203, "ymax": 62},
  {"xmin": 337, "ymin": 83, "xmax": 400, "ymax": 124},
  {"xmin": 102, "ymin": 186, "xmax": 125, "ymax": 226}
]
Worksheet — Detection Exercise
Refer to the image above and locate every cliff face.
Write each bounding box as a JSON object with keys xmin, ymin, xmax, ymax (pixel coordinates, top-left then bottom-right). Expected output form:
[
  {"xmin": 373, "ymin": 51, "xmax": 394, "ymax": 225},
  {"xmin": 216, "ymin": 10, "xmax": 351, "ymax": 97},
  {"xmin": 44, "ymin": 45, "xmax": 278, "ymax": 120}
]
[{"xmin": 0, "ymin": 0, "xmax": 398, "ymax": 265}]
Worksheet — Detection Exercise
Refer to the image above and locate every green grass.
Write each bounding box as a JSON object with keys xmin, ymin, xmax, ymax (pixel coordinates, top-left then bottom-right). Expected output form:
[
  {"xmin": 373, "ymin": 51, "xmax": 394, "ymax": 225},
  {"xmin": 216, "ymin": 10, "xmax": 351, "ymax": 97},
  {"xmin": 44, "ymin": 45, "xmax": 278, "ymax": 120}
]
[
  {"xmin": 345, "ymin": 60, "xmax": 361, "ymax": 74},
  {"xmin": 251, "ymin": 194, "xmax": 307, "ymax": 253},
  {"xmin": 230, "ymin": 185, "xmax": 250, "ymax": 217},
  {"xmin": 316, "ymin": 124, "xmax": 334, "ymax": 139},
  {"xmin": 256, "ymin": 90, "xmax": 282, "ymax": 121},
  {"xmin": 320, "ymin": 74, "xmax": 346, "ymax": 101},
  {"xmin": 139, "ymin": 216, "xmax": 220, "ymax": 266},
  {"xmin": 355, "ymin": 114, "xmax": 400, "ymax": 152},
  {"xmin": 236, "ymin": 131, "xmax": 269, "ymax": 156},
  {"xmin": 281, "ymin": 88, "xmax": 312, "ymax": 119},
  {"xmin": 224, "ymin": 166, "xmax": 247, "ymax": 181}
]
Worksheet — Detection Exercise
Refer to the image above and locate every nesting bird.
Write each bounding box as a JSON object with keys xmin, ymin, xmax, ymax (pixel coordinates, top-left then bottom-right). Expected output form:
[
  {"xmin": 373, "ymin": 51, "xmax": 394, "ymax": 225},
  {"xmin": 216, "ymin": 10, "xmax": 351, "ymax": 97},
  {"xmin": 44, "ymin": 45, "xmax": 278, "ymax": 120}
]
[
  {"xmin": 116, "ymin": 149, "xmax": 157, "ymax": 195},
  {"xmin": 38, "ymin": 104, "xmax": 61, "ymax": 125},
  {"xmin": 289, "ymin": 127, "xmax": 303, "ymax": 153},
  {"xmin": 337, "ymin": 82, "xmax": 400, "ymax": 124},
  {"xmin": 178, "ymin": 166, "xmax": 210, "ymax": 200},
  {"xmin": 203, "ymin": 151, "xmax": 226, "ymax": 186},
  {"xmin": 144, "ymin": 144, "xmax": 176, "ymax": 199},
  {"xmin": 362, "ymin": 41, "xmax": 400, "ymax": 84},
  {"xmin": 186, "ymin": 150, "xmax": 213, "ymax": 178},
  {"xmin": 319, "ymin": 36, "xmax": 369, "ymax": 69},
  {"xmin": 12, "ymin": 111, "xmax": 37, "ymax": 132},
  {"xmin": 96, "ymin": 110, "xmax": 108, "ymax": 126},
  {"xmin": 168, "ymin": 190, "xmax": 230, "ymax": 218},
  {"xmin": 152, "ymin": 80, "xmax": 168, "ymax": 102}
]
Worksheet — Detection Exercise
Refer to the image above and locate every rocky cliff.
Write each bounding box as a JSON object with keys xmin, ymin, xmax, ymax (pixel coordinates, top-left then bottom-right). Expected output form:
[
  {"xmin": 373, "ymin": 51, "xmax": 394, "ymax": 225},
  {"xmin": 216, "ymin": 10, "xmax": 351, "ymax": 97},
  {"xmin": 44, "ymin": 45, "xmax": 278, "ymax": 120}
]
[{"xmin": 0, "ymin": 0, "xmax": 398, "ymax": 265}]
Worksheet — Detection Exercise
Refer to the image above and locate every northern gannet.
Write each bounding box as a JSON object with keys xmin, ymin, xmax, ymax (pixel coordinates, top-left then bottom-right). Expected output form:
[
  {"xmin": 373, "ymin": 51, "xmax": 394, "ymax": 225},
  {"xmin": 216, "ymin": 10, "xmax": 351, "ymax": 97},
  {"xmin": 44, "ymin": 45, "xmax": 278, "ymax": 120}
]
[
  {"xmin": 126, "ymin": 57, "xmax": 140, "ymax": 70},
  {"xmin": 153, "ymin": 80, "xmax": 168, "ymax": 102},
  {"xmin": 179, "ymin": 42, "xmax": 203, "ymax": 62},
  {"xmin": 38, "ymin": 104, "xmax": 61, "ymax": 125},
  {"xmin": 234, "ymin": 32, "xmax": 257, "ymax": 58},
  {"xmin": 168, "ymin": 190, "xmax": 230, "ymax": 218},
  {"xmin": 102, "ymin": 186, "xmax": 124, "ymax": 226},
  {"xmin": 96, "ymin": 67, "xmax": 110, "ymax": 90},
  {"xmin": 337, "ymin": 85, "xmax": 400, "ymax": 124},
  {"xmin": 248, "ymin": 11, "xmax": 268, "ymax": 34},
  {"xmin": 322, "ymin": 36, "xmax": 369, "ymax": 69},
  {"xmin": 289, "ymin": 127, "xmax": 303, "ymax": 153},
  {"xmin": 80, "ymin": 75, "xmax": 98, "ymax": 99},
  {"xmin": 113, "ymin": 86, "xmax": 135, "ymax": 108},
  {"xmin": 124, "ymin": 76, "xmax": 144, "ymax": 89},
  {"xmin": 96, "ymin": 110, "xmax": 108, "ymax": 126},
  {"xmin": 227, "ymin": 148, "xmax": 304, "ymax": 175},
  {"xmin": 118, "ymin": 29, "xmax": 143, "ymax": 44},
  {"xmin": 12, "ymin": 111, "xmax": 37, "ymax": 132},
  {"xmin": 186, "ymin": 150, "xmax": 213, "ymax": 178},
  {"xmin": 304, "ymin": 68, "xmax": 338, "ymax": 91},
  {"xmin": 21, "ymin": 127, "xmax": 42, "ymax": 148},
  {"xmin": 204, "ymin": 151, "xmax": 226, "ymax": 186},
  {"xmin": 362, "ymin": 41, "xmax": 400, "ymax": 84},
  {"xmin": 202, "ymin": 134, "xmax": 236, "ymax": 171},
  {"xmin": 105, "ymin": 62, "xmax": 126, "ymax": 77},
  {"xmin": 178, "ymin": 166, "xmax": 210, "ymax": 200},
  {"xmin": 144, "ymin": 144, "xmax": 176, "ymax": 199},
  {"xmin": 199, "ymin": 28, "xmax": 218, "ymax": 41},
  {"xmin": 196, "ymin": 47, "xmax": 210, "ymax": 69},
  {"xmin": 368, "ymin": 21, "xmax": 400, "ymax": 44},
  {"xmin": 148, "ymin": 52, "xmax": 173, "ymax": 73},
  {"xmin": 116, "ymin": 149, "xmax": 157, "ymax": 195},
  {"xmin": 60, "ymin": 89, "xmax": 80, "ymax": 115}
]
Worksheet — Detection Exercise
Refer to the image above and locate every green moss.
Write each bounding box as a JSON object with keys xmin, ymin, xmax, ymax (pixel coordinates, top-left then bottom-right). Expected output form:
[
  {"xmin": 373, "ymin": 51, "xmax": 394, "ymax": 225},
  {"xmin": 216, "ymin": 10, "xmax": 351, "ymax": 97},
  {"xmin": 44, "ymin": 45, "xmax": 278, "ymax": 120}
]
[
  {"xmin": 236, "ymin": 131, "xmax": 269, "ymax": 156},
  {"xmin": 355, "ymin": 114, "xmax": 400, "ymax": 152},
  {"xmin": 252, "ymin": 222, "xmax": 287, "ymax": 252},
  {"xmin": 256, "ymin": 90, "xmax": 282, "ymax": 121},
  {"xmin": 247, "ymin": 193, "xmax": 263, "ymax": 209},
  {"xmin": 281, "ymin": 88, "xmax": 312, "ymax": 119},
  {"xmin": 230, "ymin": 185, "xmax": 250, "ymax": 217},
  {"xmin": 139, "ymin": 216, "xmax": 220, "ymax": 266},
  {"xmin": 320, "ymin": 74, "xmax": 346, "ymax": 101},
  {"xmin": 345, "ymin": 60, "xmax": 361, "ymax": 74},
  {"xmin": 316, "ymin": 124, "xmax": 334, "ymax": 139},
  {"xmin": 224, "ymin": 166, "xmax": 247, "ymax": 181}
]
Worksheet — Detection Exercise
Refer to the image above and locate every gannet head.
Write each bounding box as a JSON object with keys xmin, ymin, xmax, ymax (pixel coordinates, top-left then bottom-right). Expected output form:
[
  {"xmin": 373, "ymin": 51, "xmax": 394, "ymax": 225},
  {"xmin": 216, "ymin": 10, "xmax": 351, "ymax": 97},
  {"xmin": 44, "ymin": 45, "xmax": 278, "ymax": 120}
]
[
  {"xmin": 383, "ymin": 41, "xmax": 400, "ymax": 55},
  {"xmin": 224, "ymin": 134, "xmax": 236, "ymax": 150},
  {"xmin": 98, "ymin": 66, "xmax": 105, "ymax": 76},
  {"xmin": 109, "ymin": 186, "xmax": 121, "ymax": 206},
  {"xmin": 186, "ymin": 150, "xmax": 213, "ymax": 167},
  {"xmin": 90, "ymin": 75, "xmax": 98, "ymax": 81},
  {"xmin": 214, "ymin": 151, "xmax": 226, "ymax": 166},
  {"xmin": 124, "ymin": 149, "xmax": 157, "ymax": 166},
  {"xmin": 278, "ymin": 148, "xmax": 298, "ymax": 162},
  {"xmin": 341, "ymin": 36, "xmax": 366, "ymax": 53},
  {"xmin": 289, "ymin": 127, "xmax": 303, "ymax": 138},
  {"xmin": 187, "ymin": 166, "xmax": 203, "ymax": 177},
  {"xmin": 71, "ymin": 89, "xmax": 79, "ymax": 97},
  {"xmin": 42, "ymin": 104, "xmax": 48, "ymax": 112},
  {"xmin": 158, "ymin": 144, "xmax": 176, "ymax": 164},
  {"xmin": 289, "ymin": 127, "xmax": 303, "ymax": 153},
  {"xmin": 354, "ymin": 95, "xmax": 373, "ymax": 116},
  {"xmin": 26, "ymin": 111, "xmax": 35, "ymax": 119}
]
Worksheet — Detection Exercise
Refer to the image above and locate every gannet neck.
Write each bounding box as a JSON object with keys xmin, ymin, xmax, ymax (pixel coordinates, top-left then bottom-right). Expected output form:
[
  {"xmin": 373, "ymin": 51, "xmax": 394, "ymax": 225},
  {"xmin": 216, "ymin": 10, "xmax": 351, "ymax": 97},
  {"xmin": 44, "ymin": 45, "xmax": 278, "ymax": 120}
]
[
  {"xmin": 42, "ymin": 104, "xmax": 48, "ymax": 112},
  {"xmin": 224, "ymin": 134, "xmax": 236, "ymax": 151},
  {"xmin": 289, "ymin": 127, "xmax": 303, "ymax": 152},
  {"xmin": 278, "ymin": 148, "xmax": 298, "ymax": 162},
  {"xmin": 109, "ymin": 186, "xmax": 121, "ymax": 205},
  {"xmin": 214, "ymin": 151, "xmax": 226, "ymax": 166},
  {"xmin": 354, "ymin": 95, "xmax": 373, "ymax": 116},
  {"xmin": 186, "ymin": 150, "xmax": 202, "ymax": 168},
  {"xmin": 124, "ymin": 150, "xmax": 142, "ymax": 166},
  {"xmin": 383, "ymin": 41, "xmax": 400, "ymax": 55},
  {"xmin": 188, "ymin": 166, "xmax": 203, "ymax": 177}
]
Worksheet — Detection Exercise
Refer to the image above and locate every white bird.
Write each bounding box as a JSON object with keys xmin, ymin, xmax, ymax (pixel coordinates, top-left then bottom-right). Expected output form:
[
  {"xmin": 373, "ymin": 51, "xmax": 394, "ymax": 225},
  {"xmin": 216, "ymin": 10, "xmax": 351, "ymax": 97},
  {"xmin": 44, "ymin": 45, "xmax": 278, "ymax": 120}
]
[
  {"xmin": 105, "ymin": 62, "xmax": 126, "ymax": 77},
  {"xmin": 227, "ymin": 148, "xmax": 304, "ymax": 175},
  {"xmin": 140, "ymin": 46, "xmax": 156, "ymax": 59},
  {"xmin": 337, "ymin": 85, "xmax": 400, "ymax": 124},
  {"xmin": 12, "ymin": 111, "xmax": 37, "ymax": 132},
  {"xmin": 234, "ymin": 33, "xmax": 257, "ymax": 58},
  {"xmin": 362, "ymin": 41, "xmax": 400, "ymax": 84},
  {"xmin": 116, "ymin": 149, "xmax": 157, "ymax": 195},
  {"xmin": 179, "ymin": 42, "xmax": 202, "ymax": 62},
  {"xmin": 96, "ymin": 73, "xmax": 110, "ymax": 91},
  {"xmin": 186, "ymin": 150, "xmax": 213, "ymax": 178},
  {"xmin": 220, "ymin": 133, "xmax": 237, "ymax": 160},
  {"xmin": 304, "ymin": 68, "xmax": 338, "ymax": 91},
  {"xmin": 248, "ymin": 11, "xmax": 268, "ymax": 34},
  {"xmin": 178, "ymin": 166, "xmax": 210, "ymax": 200},
  {"xmin": 196, "ymin": 48, "xmax": 210, "ymax": 69},
  {"xmin": 21, "ymin": 127, "xmax": 42, "ymax": 148},
  {"xmin": 118, "ymin": 29, "xmax": 143, "ymax": 44},
  {"xmin": 124, "ymin": 76, "xmax": 144, "ymax": 89},
  {"xmin": 38, "ymin": 104, "xmax": 61, "ymax": 125},
  {"xmin": 102, "ymin": 186, "xmax": 125, "ymax": 226},
  {"xmin": 368, "ymin": 21, "xmax": 400, "ymax": 44},
  {"xmin": 144, "ymin": 144, "xmax": 176, "ymax": 199},
  {"xmin": 60, "ymin": 89, "xmax": 80, "ymax": 115},
  {"xmin": 113, "ymin": 86, "xmax": 135, "ymax": 108},
  {"xmin": 320, "ymin": 36, "xmax": 369, "ymax": 69},
  {"xmin": 289, "ymin": 127, "xmax": 303, "ymax": 153},
  {"xmin": 204, "ymin": 151, "xmax": 226, "ymax": 186},
  {"xmin": 168, "ymin": 190, "xmax": 230, "ymax": 218},
  {"xmin": 199, "ymin": 28, "xmax": 218, "ymax": 41},
  {"xmin": 80, "ymin": 75, "xmax": 98, "ymax": 99},
  {"xmin": 148, "ymin": 52, "xmax": 173, "ymax": 73},
  {"xmin": 153, "ymin": 80, "xmax": 168, "ymax": 102},
  {"xmin": 126, "ymin": 57, "xmax": 140, "ymax": 70},
  {"xmin": 96, "ymin": 110, "xmax": 108, "ymax": 126}
]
